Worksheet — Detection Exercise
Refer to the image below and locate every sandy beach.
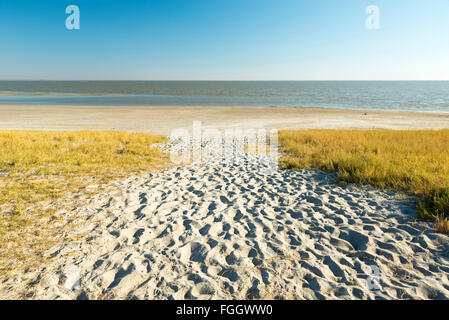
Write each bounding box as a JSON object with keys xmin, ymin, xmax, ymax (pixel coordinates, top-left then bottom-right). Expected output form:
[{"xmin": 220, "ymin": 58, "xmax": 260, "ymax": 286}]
[
  {"xmin": 1, "ymin": 105, "xmax": 449, "ymax": 300},
  {"xmin": 3, "ymin": 0, "xmax": 449, "ymax": 306},
  {"xmin": 1, "ymin": 105, "xmax": 449, "ymax": 134},
  {"xmin": 1, "ymin": 149, "xmax": 449, "ymax": 299}
]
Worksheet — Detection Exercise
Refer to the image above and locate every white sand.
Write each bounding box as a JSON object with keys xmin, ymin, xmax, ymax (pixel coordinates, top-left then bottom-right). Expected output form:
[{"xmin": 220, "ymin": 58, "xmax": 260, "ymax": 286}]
[{"xmin": 2, "ymin": 149, "xmax": 449, "ymax": 300}]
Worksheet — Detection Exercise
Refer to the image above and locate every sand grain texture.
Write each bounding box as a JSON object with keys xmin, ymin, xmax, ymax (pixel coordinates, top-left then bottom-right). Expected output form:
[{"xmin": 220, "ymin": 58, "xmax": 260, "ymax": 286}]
[{"xmin": 2, "ymin": 151, "xmax": 449, "ymax": 300}]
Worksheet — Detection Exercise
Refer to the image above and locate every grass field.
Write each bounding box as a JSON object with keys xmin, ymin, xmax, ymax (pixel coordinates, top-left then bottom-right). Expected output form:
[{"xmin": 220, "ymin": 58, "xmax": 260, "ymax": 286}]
[
  {"xmin": 279, "ymin": 129, "xmax": 449, "ymax": 233},
  {"xmin": 0, "ymin": 130, "xmax": 168, "ymax": 275}
]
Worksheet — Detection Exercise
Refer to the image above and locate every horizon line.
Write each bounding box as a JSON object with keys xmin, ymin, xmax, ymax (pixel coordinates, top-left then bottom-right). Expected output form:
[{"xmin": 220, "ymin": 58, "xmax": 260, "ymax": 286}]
[{"xmin": 1, "ymin": 79, "xmax": 449, "ymax": 82}]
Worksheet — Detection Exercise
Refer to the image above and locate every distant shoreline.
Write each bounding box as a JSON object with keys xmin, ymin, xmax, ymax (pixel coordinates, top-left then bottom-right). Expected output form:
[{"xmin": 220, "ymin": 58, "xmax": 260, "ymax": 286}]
[
  {"xmin": 1, "ymin": 100, "xmax": 449, "ymax": 114},
  {"xmin": 1, "ymin": 104, "xmax": 448, "ymax": 135}
]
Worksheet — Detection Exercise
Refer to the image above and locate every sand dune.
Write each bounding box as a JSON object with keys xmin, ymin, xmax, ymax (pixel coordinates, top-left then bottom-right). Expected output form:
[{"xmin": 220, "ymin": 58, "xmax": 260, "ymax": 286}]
[{"xmin": 2, "ymin": 148, "xmax": 449, "ymax": 300}]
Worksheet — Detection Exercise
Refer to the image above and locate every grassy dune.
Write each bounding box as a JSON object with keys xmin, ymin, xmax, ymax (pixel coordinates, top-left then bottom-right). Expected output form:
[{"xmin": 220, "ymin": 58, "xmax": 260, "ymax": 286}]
[
  {"xmin": 279, "ymin": 129, "xmax": 449, "ymax": 233},
  {"xmin": 0, "ymin": 130, "xmax": 168, "ymax": 274}
]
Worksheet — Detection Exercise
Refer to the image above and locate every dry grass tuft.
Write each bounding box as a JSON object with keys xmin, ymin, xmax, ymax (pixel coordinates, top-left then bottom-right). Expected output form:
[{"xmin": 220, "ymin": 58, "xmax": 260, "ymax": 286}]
[{"xmin": 435, "ymin": 215, "xmax": 449, "ymax": 234}]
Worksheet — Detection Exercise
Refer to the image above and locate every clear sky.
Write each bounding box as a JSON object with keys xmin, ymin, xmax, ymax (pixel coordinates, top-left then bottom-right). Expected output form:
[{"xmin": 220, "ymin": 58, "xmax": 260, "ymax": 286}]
[{"xmin": 1, "ymin": 0, "xmax": 448, "ymax": 80}]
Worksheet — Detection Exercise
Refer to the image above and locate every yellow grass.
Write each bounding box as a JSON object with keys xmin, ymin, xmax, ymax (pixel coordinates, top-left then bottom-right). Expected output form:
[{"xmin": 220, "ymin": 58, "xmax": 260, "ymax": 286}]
[
  {"xmin": 0, "ymin": 130, "xmax": 168, "ymax": 276},
  {"xmin": 279, "ymin": 129, "xmax": 449, "ymax": 226},
  {"xmin": 435, "ymin": 215, "xmax": 449, "ymax": 234}
]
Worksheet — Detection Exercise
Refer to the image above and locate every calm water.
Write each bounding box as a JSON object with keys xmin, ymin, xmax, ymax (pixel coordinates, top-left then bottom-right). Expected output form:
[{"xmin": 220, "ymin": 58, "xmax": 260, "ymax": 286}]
[{"xmin": 1, "ymin": 81, "xmax": 449, "ymax": 112}]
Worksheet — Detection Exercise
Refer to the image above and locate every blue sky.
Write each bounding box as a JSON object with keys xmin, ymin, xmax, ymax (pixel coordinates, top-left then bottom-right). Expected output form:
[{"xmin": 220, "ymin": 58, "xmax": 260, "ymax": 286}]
[{"xmin": 1, "ymin": 0, "xmax": 448, "ymax": 80}]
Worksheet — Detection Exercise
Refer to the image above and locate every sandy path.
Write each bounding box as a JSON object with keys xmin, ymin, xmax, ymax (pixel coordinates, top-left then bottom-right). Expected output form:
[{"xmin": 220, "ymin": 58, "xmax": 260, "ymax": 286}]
[
  {"xmin": 1, "ymin": 105, "xmax": 449, "ymax": 134},
  {"xmin": 2, "ymin": 152, "xmax": 449, "ymax": 300}
]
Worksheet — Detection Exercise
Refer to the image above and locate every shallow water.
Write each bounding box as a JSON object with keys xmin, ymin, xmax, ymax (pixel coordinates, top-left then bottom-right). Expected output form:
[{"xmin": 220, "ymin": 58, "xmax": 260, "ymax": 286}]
[{"xmin": 1, "ymin": 81, "xmax": 448, "ymax": 112}]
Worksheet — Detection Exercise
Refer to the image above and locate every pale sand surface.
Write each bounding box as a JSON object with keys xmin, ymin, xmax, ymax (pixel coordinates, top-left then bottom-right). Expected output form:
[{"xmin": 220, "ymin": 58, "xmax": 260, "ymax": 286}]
[
  {"xmin": 1, "ymin": 106, "xmax": 449, "ymax": 300},
  {"xmin": 1, "ymin": 151, "xmax": 449, "ymax": 300},
  {"xmin": 1, "ymin": 105, "xmax": 449, "ymax": 134}
]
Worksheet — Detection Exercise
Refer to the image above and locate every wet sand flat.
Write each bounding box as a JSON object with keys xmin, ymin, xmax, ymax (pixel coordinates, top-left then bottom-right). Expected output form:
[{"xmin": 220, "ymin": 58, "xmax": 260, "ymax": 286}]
[{"xmin": 1, "ymin": 105, "xmax": 449, "ymax": 134}]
